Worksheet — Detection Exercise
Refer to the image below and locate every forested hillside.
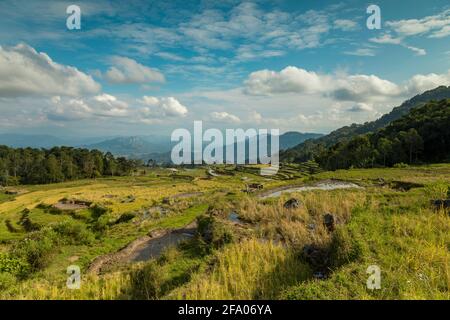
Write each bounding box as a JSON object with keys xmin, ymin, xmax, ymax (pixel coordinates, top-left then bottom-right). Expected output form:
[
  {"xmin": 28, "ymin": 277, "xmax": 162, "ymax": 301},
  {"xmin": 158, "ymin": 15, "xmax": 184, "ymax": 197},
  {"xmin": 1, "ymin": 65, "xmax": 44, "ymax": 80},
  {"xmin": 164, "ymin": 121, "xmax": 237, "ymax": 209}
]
[
  {"xmin": 316, "ymin": 99, "xmax": 450, "ymax": 170},
  {"xmin": 0, "ymin": 146, "xmax": 139, "ymax": 186},
  {"xmin": 281, "ymin": 86, "xmax": 450, "ymax": 162}
]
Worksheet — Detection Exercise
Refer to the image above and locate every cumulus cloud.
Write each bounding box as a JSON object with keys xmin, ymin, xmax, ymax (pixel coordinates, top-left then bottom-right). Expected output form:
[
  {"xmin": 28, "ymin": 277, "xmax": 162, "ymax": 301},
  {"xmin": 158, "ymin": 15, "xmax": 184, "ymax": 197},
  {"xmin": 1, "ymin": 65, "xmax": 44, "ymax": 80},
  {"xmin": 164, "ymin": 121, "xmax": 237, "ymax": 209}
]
[
  {"xmin": 243, "ymin": 66, "xmax": 450, "ymax": 102},
  {"xmin": 405, "ymin": 70, "xmax": 450, "ymax": 95},
  {"xmin": 0, "ymin": 44, "xmax": 101, "ymax": 98},
  {"xmin": 139, "ymin": 96, "xmax": 188, "ymax": 118},
  {"xmin": 244, "ymin": 67, "xmax": 326, "ymax": 95},
  {"xmin": 105, "ymin": 56, "xmax": 165, "ymax": 84},
  {"xmin": 210, "ymin": 111, "xmax": 241, "ymax": 123},
  {"xmin": 46, "ymin": 93, "xmax": 129, "ymax": 121},
  {"xmin": 243, "ymin": 66, "xmax": 400, "ymax": 101}
]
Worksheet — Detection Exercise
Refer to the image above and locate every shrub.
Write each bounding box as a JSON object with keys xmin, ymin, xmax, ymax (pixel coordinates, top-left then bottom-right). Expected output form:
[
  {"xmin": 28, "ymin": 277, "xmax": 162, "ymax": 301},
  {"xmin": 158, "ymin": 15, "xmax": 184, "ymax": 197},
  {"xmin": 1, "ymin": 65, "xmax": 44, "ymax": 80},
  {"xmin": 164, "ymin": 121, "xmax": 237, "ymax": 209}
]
[
  {"xmin": 197, "ymin": 215, "xmax": 234, "ymax": 251},
  {"xmin": 0, "ymin": 253, "xmax": 29, "ymax": 277},
  {"xmin": 328, "ymin": 226, "xmax": 366, "ymax": 268},
  {"xmin": 52, "ymin": 221, "xmax": 95, "ymax": 245},
  {"xmin": 90, "ymin": 204, "xmax": 111, "ymax": 220},
  {"xmin": 114, "ymin": 212, "xmax": 136, "ymax": 224},
  {"xmin": 92, "ymin": 215, "xmax": 110, "ymax": 233},
  {"xmin": 10, "ymin": 228, "xmax": 57, "ymax": 273},
  {"xmin": 128, "ymin": 261, "xmax": 166, "ymax": 299},
  {"xmin": 393, "ymin": 162, "xmax": 408, "ymax": 168}
]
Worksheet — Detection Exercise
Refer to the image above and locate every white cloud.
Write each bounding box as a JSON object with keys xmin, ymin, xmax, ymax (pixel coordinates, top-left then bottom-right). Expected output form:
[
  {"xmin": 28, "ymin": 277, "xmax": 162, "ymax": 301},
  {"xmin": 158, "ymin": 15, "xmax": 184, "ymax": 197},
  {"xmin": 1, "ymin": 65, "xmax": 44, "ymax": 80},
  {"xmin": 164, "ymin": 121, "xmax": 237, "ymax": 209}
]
[
  {"xmin": 370, "ymin": 34, "xmax": 402, "ymax": 44},
  {"xmin": 47, "ymin": 98, "xmax": 92, "ymax": 121},
  {"xmin": 244, "ymin": 66, "xmax": 401, "ymax": 101},
  {"xmin": 243, "ymin": 66, "xmax": 450, "ymax": 102},
  {"xmin": 244, "ymin": 67, "xmax": 326, "ymax": 95},
  {"xmin": 139, "ymin": 96, "xmax": 188, "ymax": 118},
  {"xmin": 406, "ymin": 46, "xmax": 426, "ymax": 56},
  {"xmin": 343, "ymin": 48, "xmax": 376, "ymax": 56},
  {"xmin": 386, "ymin": 9, "xmax": 450, "ymax": 37},
  {"xmin": 334, "ymin": 19, "xmax": 358, "ymax": 31},
  {"xmin": 0, "ymin": 43, "xmax": 101, "ymax": 98},
  {"xmin": 429, "ymin": 25, "xmax": 450, "ymax": 38},
  {"xmin": 210, "ymin": 111, "xmax": 241, "ymax": 123},
  {"xmin": 105, "ymin": 56, "xmax": 165, "ymax": 84},
  {"xmin": 46, "ymin": 93, "xmax": 129, "ymax": 121},
  {"xmin": 405, "ymin": 70, "xmax": 450, "ymax": 95}
]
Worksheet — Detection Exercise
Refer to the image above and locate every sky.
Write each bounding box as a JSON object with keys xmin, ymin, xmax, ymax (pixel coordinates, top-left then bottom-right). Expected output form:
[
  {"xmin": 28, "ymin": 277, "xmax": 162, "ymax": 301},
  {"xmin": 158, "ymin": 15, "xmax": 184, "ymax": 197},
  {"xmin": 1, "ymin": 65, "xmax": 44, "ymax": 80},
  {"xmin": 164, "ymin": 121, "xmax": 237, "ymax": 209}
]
[{"xmin": 0, "ymin": 0, "xmax": 449, "ymax": 137}]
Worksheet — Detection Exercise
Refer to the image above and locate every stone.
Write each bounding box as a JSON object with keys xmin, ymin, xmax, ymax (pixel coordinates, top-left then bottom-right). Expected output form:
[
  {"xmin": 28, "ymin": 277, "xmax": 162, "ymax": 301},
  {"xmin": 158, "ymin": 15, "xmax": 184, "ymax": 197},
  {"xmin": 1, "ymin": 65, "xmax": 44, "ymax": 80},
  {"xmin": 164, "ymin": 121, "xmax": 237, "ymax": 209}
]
[
  {"xmin": 323, "ymin": 213, "xmax": 335, "ymax": 232},
  {"xmin": 284, "ymin": 198, "xmax": 301, "ymax": 209}
]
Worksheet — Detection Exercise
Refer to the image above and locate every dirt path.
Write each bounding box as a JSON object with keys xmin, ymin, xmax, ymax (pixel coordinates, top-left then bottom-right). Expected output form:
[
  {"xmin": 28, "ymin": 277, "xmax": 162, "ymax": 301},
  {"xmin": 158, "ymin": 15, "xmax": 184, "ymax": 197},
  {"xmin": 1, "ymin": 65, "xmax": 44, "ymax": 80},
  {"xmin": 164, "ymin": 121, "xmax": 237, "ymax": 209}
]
[{"xmin": 88, "ymin": 221, "xmax": 197, "ymax": 274}]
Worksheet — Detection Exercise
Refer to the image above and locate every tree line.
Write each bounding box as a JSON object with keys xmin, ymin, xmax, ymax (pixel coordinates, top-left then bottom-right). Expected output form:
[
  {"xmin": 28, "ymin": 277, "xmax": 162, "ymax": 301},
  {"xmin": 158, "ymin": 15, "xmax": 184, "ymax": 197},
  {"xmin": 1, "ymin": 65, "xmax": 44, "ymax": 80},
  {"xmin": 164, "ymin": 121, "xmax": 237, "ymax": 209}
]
[
  {"xmin": 315, "ymin": 99, "xmax": 450, "ymax": 170},
  {"xmin": 0, "ymin": 146, "xmax": 140, "ymax": 186}
]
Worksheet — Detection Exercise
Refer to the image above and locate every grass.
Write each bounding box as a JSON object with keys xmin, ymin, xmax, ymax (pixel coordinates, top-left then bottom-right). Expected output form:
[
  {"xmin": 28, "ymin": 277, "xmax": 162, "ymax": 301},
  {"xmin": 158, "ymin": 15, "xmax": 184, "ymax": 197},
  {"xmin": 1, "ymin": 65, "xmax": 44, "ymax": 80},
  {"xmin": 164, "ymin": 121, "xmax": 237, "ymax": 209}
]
[{"xmin": 0, "ymin": 164, "xmax": 449, "ymax": 299}]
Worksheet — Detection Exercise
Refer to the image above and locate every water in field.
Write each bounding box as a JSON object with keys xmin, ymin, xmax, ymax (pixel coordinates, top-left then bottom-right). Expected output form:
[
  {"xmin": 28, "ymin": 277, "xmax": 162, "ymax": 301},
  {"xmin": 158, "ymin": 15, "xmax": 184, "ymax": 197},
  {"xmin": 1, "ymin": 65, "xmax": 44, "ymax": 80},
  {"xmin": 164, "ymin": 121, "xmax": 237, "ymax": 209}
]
[{"xmin": 261, "ymin": 181, "xmax": 362, "ymax": 198}]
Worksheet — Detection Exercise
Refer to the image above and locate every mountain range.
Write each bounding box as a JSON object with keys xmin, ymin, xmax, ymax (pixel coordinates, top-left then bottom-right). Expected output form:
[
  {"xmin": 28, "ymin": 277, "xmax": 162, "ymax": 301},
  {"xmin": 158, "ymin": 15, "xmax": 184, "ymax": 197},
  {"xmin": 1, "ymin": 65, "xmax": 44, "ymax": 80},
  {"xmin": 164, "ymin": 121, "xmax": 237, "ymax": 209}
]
[{"xmin": 0, "ymin": 131, "xmax": 323, "ymax": 163}]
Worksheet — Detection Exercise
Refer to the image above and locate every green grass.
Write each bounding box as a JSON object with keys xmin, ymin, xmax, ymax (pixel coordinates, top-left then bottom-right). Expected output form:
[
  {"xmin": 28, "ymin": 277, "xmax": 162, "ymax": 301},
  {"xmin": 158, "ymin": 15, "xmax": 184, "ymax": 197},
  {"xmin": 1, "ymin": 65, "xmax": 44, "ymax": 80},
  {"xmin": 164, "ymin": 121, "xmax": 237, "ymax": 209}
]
[{"xmin": 0, "ymin": 164, "xmax": 449, "ymax": 299}]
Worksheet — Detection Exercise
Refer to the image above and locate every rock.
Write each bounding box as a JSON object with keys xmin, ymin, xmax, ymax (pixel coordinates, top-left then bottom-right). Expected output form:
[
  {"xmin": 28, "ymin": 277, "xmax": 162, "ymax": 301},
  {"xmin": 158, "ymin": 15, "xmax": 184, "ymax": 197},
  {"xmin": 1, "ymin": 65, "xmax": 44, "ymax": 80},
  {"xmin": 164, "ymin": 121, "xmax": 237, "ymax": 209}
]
[
  {"xmin": 302, "ymin": 244, "xmax": 328, "ymax": 268},
  {"xmin": 313, "ymin": 271, "xmax": 326, "ymax": 280},
  {"xmin": 323, "ymin": 213, "xmax": 336, "ymax": 232},
  {"xmin": 307, "ymin": 223, "xmax": 316, "ymax": 231},
  {"xmin": 248, "ymin": 183, "xmax": 263, "ymax": 190},
  {"xmin": 284, "ymin": 198, "xmax": 301, "ymax": 209},
  {"xmin": 431, "ymin": 199, "xmax": 450, "ymax": 210}
]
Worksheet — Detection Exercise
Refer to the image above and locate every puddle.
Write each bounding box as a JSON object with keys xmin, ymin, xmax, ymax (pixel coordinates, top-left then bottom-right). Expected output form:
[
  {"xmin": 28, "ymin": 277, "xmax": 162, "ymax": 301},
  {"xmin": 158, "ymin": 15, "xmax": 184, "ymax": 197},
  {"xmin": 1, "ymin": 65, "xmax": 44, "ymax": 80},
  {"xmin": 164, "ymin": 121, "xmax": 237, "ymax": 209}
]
[
  {"xmin": 228, "ymin": 211, "xmax": 242, "ymax": 223},
  {"xmin": 130, "ymin": 228, "xmax": 195, "ymax": 262},
  {"xmin": 260, "ymin": 180, "xmax": 363, "ymax": 199}
]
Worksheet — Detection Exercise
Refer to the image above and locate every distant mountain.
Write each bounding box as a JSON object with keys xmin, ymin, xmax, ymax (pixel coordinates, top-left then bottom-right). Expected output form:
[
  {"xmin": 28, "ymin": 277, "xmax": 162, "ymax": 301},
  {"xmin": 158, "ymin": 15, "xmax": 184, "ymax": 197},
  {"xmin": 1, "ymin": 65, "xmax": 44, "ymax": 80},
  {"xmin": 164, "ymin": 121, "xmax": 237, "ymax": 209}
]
[
  {"xmin": 137, "ymin": 131, "xmax": 323, "ymax": 164},
  {"xmin": 282, "ymin": 86, "xmax": 450, "ymax": 162},
  {"xmin": 0, "ymin": 134, "xmax": 114, "ymax": 149},
  {"xmin": 84, "ymin": 136, "xmax": 172, "ymax": 158},
  {"xmin": 0, "ymin": 134, "xmax": 68, "ymax": 148},
  {"xmin": 279, "ymin": 131, "xmax": 323, "ymax": 150}
]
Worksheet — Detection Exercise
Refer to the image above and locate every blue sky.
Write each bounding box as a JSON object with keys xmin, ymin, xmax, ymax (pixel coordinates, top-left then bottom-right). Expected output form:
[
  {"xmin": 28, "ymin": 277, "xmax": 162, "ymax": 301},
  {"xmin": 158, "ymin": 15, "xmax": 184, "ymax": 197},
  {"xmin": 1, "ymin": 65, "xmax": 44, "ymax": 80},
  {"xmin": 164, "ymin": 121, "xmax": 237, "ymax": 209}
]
[{"xmin": 0, "ymin": 0, "xmax": 449, "ymax": 137}]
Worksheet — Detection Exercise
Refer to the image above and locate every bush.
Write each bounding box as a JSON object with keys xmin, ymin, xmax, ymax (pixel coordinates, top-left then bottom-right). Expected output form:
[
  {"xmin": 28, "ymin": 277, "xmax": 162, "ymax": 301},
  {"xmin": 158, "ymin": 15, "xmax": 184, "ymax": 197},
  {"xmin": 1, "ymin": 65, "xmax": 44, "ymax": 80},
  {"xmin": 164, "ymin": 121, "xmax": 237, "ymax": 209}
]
[
  {"xmin": 0, "ymin": 253, "xmax": 29, "ymax": 277},
  {"xmin": 128, "ymin": 261, "xmax": 166, "ymax": 299},
  {"xmin": 52, "ymin": 221, "xmax": 95, "ymax": 245},
  {"xmin": 114, "ymin": 212, "xmax": 135, "ymax": 224},
  {"xmin": 92, "ymin": 215, "xmax": 110, "ymax": 233},
  {"xmin": 10, "ymin": 228, "xmax": 57, "ymax": 273},
  {"xmin": 197, "ymin": 215, "xmax": 234, "ymax": 251},
  {"xmin": 393, "ymin": 162, "xmax": 408, "ymax": 168},
  {"xmin": 328, "ymin": 227, "xmax": 366, "ymax": 268},
  {"xmin": 90, "ymin": 204, "xmax": 110, "ymax": 220}
]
